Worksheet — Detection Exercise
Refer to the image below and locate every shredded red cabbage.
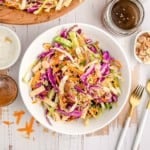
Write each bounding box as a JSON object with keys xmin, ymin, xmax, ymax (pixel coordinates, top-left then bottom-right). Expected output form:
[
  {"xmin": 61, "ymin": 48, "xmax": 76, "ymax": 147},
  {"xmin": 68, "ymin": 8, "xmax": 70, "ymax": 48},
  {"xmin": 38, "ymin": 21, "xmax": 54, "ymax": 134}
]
[
  {"xmin": 85, "ymin": 39, "xmax": 93, "ymax": 44},
  {"xmin": 40, "ymin": 73, "xmax": 48, "ymax": 80},
  {"xmin": 77, "ymin": 29, "xmax": 82, "ymax": 34},
  {"xmin": 112, "ymin": 94, "xmax": 118, "ymax": 102},
  {"xmin": 80, "ymin": 65, "xmax": 95, "ymax": 83},
  {"xmin": 74, "ymin": 85, "xmax": 85, "ymax": 93},
  {"xmin": 57, "ymin": 109, "xmax": 82, "ymax": 118},
  {"xmin": 100, "ymin": 63, "xmax": 110, "ymax": 76},
  {"xmin": 38, "ymin": 90, "xmax": 49, "ymax": 99},
  {"xmin": 60, "ymin": 29, "xmax": 68, "ymax": 38},
  {"xmin": 102, "ymin": 51, "xmax": 112, "ymax": 63},
  {"xmin": 34, "ymin": 82, "xmax": 42, "ymax": 88},
  {"xmin": 88, "ymin": 44, "xmax": 97, "ymax": 53},
  {"xmin": 27, "ymin": 6, "xmax": 39, "ymax": 13},
  {"xmin": 38, "ymin": 50, "xmax": 54, "ymax": 59},
  {"xmin": 47, "ymin": 68, "xmax": 58, "ymax": 92}
]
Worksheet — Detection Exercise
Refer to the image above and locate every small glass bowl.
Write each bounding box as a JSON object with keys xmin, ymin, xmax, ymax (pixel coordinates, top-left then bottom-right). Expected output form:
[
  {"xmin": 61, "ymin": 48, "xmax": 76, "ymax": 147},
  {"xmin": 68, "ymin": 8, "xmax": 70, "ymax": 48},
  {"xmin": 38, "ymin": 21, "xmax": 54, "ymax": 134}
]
[
  {"xmin": 103, "ymin": 0, "xmax": 145, "ymax": 36},
  {"xmin": 134, "ymin": 31, "xmax": 150, "ymax": 64},
  {"xmin": 0, "ymin": 74, "xmax": 18, "ymax": 107}
]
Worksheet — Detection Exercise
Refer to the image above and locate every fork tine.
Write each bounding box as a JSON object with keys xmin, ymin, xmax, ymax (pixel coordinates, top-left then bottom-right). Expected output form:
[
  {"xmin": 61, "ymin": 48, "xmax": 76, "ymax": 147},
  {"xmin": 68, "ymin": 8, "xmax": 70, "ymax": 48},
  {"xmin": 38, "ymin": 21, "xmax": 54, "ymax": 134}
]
[
  {"xmin": 138, "ymin": 86, "xmax": 144, "ymax": 98},
  {"xmin": 132, "ymin": 85, "xmax": 141, "ymax": 96},
  {"xmin": 133, "ymin": 85, "xmax": 144, "ymax": 99}
]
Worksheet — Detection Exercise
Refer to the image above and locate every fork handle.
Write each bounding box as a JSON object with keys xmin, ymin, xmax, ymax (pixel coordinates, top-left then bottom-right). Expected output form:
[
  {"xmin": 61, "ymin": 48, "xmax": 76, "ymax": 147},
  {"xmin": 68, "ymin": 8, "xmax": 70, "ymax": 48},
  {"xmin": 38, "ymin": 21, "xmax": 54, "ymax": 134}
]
[
  {"xmin": 116, "ymin": 117, "xmax": 131, "ymax": 150},
  {"xmin": 132, "ymin": 109, "xmax": 149, "ymax": 150}
]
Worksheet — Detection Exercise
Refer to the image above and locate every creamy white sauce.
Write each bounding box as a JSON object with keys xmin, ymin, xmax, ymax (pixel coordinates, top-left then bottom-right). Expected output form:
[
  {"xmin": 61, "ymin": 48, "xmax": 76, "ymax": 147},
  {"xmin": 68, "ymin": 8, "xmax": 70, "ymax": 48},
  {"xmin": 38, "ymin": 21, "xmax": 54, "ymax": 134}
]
[{"xmin": 0, "ymin": 29, "xmax": 18, "ymax": 68}]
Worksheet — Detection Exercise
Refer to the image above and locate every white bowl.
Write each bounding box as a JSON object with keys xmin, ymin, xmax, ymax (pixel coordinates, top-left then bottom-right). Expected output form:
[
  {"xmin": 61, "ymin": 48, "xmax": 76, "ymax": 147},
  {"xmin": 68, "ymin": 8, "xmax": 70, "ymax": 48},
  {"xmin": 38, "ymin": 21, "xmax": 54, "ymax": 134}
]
[
  {"xmin": 19, "ymin": 23, "xmax": 131, "ymax": 135},
  {"xmin": 134, "ymin": 30, "xmax": 150, "ymax": 64},
  {"xmin": 0, "ymin": 26, "xmax": 21, "ymax": 69}
]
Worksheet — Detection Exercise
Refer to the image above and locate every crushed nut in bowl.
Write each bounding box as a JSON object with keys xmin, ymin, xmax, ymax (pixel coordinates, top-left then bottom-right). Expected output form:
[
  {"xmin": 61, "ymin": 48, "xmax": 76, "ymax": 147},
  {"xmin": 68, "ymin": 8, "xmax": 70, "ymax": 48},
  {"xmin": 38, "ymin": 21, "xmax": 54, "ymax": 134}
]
[{"xmin": 134, "ymin": 31, "xmax": 150, "ymax": 64}]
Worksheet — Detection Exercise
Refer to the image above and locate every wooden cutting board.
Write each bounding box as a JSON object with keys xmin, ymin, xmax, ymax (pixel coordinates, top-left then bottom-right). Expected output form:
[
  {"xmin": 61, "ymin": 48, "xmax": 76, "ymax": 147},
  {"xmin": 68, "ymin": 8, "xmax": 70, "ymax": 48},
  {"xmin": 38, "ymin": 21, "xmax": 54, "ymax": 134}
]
[{"xmin": 0, "ymin": 0, "xmax": 83, "ymax": 25}]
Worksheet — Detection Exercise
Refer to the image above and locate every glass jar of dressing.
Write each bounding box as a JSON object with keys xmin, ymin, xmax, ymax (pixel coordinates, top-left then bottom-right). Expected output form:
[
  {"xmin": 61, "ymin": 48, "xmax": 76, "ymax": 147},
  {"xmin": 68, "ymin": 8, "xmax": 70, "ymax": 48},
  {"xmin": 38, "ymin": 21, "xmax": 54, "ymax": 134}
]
[{"xmin": 103, "ymin": 0, "xmax": 144, "ymax": 35}]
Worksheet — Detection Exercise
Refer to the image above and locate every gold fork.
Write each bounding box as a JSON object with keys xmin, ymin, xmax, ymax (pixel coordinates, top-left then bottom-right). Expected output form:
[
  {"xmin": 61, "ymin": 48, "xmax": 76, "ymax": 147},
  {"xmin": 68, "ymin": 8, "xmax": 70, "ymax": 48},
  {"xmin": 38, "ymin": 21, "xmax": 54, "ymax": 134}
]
[{"xmin": 116, "ymin": 85, "xmax": 144, "ymax": 150}]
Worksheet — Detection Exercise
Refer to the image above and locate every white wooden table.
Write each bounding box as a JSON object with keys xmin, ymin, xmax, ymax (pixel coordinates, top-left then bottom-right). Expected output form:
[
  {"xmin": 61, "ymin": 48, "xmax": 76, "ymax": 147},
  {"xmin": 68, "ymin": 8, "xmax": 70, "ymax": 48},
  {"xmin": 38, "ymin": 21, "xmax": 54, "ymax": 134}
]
[{"xmin": 1, "ymin": 0, "xmax": 150, "ymax": 150}]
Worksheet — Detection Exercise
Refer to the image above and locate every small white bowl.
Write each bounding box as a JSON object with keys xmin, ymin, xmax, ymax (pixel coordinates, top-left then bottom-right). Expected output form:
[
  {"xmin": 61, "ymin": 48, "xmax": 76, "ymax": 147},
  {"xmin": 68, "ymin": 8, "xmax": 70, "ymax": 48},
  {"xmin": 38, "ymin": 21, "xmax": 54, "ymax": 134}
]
[
  {"xmin": 134, "ymin": 30, "xmax": 150, "ymax": 64},
  {"xmin": 0, "ymin": 26, "xmax": 21, "ymax": 69}
]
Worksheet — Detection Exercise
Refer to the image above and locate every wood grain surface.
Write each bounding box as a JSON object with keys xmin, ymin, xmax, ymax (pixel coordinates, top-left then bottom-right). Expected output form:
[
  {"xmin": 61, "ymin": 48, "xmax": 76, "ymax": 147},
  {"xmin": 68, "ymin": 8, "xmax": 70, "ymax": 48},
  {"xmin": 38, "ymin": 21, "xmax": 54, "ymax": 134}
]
[
  {"xmin": 0, "ymin": 70, "xmax": 8, "ymax": 75},
  {"xmin": 0, "ymin": 0, "xmax": 83, "ymax": 25}
]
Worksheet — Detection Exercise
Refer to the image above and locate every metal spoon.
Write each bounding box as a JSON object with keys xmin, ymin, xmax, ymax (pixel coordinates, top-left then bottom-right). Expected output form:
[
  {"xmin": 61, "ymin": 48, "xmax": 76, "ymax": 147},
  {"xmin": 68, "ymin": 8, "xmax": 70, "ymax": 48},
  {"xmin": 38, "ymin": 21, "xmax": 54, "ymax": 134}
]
[{"xmin": 133, "ymin": 80, "xmax": 150, "ymax": 150}]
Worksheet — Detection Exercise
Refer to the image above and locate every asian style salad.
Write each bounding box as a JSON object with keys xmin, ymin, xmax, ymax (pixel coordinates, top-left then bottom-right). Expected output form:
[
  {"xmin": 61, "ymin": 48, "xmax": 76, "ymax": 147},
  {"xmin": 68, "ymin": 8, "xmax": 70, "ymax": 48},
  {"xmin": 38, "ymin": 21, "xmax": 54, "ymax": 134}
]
[
  {"xmin": 23, "ymin": 25, "xmax": 122, "ymax": 125},
  {"xmin": 0, "ymin": 0, "xmax": 78, "ymax": 14}
]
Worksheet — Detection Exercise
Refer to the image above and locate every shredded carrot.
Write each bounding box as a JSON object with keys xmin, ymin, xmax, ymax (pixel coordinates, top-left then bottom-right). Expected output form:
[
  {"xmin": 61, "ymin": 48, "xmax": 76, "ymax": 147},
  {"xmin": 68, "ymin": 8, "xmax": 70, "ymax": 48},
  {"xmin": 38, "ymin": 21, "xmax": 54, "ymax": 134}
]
[
  {"xmin": 65, "ymin": 72, "xmax": 72, "ymax": 76},
  {"xmin": 17, "ymin": 117, "xmax": 35, "ymax": 137},
  {"xmin": 101, "ymin": 98, "xmax": 108, "ymax": 103},
  {"xmin": 67, "ymin": 65, "xmax": 83, "ymax": 74},
  {"xmin": 56, "ymin": 75, "xmax": 60, "ymax": 83},
  {"xmin": 69, "ymin": 77, "xmax": 79, "ymax": 81},
  {"xmin": 3, "ymin": 121, "xmax": 14, "ymax": 126},
  {"xmin": 49, "ymin": 58, "xmax": 60, "ymax": 66},
  {"xmin": 114, "ymin": 60, "xmax": 122, "ymax": 69},
  {"xmin": 53, "ymin": 67, "xmax": 60, "ymax": 74},
  {"xmin": 13, "ymin": 110, "xmax": 25, "ymax": 125},
  {"xmin": 31, "ymin": 71, "xmax": 41, "ymax": 88},
  {"xmin": 18, "ymin": 127, "xmax": 27, "ymax": 132}
]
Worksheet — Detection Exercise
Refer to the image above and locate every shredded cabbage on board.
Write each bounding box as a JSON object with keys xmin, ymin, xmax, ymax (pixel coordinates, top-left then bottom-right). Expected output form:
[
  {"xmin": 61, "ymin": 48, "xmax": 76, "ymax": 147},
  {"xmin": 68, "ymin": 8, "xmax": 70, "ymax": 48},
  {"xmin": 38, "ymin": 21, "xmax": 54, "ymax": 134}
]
[{"xmin": 0, "ymin": 0, "xmax": 79, "ymax": 14}]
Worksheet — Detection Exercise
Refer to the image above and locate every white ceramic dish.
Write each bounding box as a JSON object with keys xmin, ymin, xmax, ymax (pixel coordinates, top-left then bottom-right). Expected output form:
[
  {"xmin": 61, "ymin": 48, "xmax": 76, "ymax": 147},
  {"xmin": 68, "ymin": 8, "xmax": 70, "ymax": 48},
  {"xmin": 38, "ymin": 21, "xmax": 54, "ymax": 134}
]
[
  {"xmin": 19, "ymin": 23, "xmax": 131, "ymax": 135},
  {"xmin": 134, "ymin": 30, "xmax": 150, "ymax": 64},
  {"xmin": 0, "ymin": 26, "xmax": 21, "ymax": 69}
]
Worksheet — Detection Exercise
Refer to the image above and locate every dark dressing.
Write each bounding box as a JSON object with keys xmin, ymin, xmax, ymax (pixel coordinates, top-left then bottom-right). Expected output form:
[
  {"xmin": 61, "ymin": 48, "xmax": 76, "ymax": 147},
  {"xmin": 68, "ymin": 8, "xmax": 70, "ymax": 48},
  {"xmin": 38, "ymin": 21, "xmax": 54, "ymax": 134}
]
[{"xmin": 111, "ymin": 0, "xmax": 140, "ymax": 30}]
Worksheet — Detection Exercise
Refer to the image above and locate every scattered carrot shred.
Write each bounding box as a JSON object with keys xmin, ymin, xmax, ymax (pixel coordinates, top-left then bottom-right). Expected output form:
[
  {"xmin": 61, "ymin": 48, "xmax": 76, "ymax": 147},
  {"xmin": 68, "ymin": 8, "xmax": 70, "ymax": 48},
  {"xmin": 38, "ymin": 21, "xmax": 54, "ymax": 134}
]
[
  {"xmin": 18, "ymin": 128, "xmax": 27, "ymax": 132},
  {"xmin": 3, "ymin": 121, "xmax": 14, "ymax": 126},
  {"xmin": 17, "ymin": 117, "xmax": 35, "ymax": 137},
  {"xmin": 13, "ymin": 110, "xmax": 25, "ymax": 125}
]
